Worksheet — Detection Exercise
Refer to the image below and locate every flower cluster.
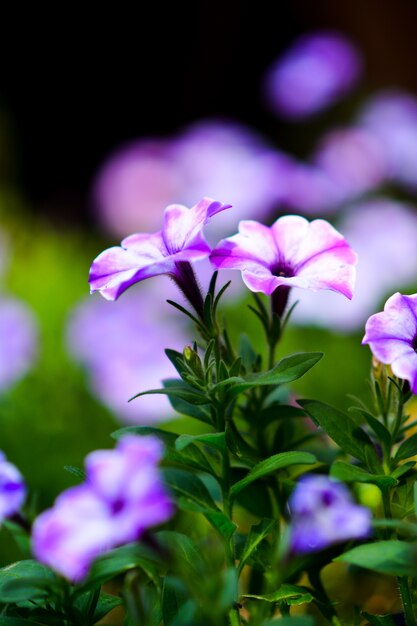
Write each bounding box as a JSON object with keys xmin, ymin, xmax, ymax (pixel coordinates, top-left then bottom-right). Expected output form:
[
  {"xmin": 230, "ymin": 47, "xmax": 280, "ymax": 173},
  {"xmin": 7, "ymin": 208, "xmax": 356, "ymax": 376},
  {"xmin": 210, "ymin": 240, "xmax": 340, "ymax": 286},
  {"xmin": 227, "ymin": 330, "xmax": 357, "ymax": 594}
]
[
  {"xmin": 288, "ymin": 475, "xmax": 371, "ymax": 554},
  {"xmin": 32, "ymin": 435, "xmax": 173, "ymax": 581}
]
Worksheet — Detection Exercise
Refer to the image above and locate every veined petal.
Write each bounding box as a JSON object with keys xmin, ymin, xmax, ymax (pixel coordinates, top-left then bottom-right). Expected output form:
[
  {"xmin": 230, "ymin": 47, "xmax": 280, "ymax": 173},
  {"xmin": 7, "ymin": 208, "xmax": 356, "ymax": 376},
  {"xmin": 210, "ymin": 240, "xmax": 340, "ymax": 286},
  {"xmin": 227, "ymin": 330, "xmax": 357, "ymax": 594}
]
[
  {"xmin": 210, "ymin": 220, "xmax": 279, "ymax": 270},
  {"xmin": 296, "ymin": 253, "xmax": 357, "ymax": 299},
  {"xmin": 162, "ymin": 197, "xmax": 231, "ymax": 254},
  {"xmin": 89, "ymin": 232, "xmax": 172, "ymax": 301},
  {"xmin": 391, "ymin": 351, "xmax": 417, "ymax": 393},
  {"xmin": 363, "ymin": 292, "xmax": 417, "ymax": 344}
]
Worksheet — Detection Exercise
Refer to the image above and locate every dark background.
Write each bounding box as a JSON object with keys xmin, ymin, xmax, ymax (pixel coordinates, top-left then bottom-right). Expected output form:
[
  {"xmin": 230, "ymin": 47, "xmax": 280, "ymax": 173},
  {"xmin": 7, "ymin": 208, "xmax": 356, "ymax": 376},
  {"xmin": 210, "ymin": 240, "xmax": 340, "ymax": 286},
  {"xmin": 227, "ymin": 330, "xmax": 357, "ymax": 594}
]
[{"xmin": 2, "ymin": 0, "xmax": 417, "ymax": 220}]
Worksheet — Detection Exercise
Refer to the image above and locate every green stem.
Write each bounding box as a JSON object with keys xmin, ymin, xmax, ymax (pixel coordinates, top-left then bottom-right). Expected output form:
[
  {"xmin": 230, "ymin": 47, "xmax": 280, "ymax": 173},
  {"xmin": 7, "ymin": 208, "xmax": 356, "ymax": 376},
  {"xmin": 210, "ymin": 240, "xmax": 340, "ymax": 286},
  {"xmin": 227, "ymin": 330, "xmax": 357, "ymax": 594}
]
[
  {"xmin": 398, "ymin": 577, "xmax": 417, "ymax": 626},
  {"xmin": 308, "ymin": 569, "xmax": 339, "ymax": 624}
]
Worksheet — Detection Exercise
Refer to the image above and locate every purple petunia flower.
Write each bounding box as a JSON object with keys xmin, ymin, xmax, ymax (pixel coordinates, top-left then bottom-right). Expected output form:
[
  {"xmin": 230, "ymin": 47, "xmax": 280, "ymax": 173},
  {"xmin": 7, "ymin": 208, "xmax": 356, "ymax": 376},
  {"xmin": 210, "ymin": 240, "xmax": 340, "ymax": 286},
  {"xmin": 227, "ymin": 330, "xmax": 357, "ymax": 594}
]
[
  {"xmin": 32, "ymin": 435, "xmax": 173, "ymax": 581},
  {"xmin": 210, "ymin": 215, "xmax": 357, "ymax": 315},
  {"xmin": 0, "ymin": 452, "xmax": 26, "ymax": 522},
  {"xmin": 289, "ymin": 475, "xmax": 371, "ymax": 554},
  {"xmin": 263, "ymin": 31, "xmax": 362, "ymax": 119},
  {"xmin": 89, "ymin": 197, "xmax": 231, "ymax": 317},
  {"xmin": 362, "ymin": 292, "xmax": 417, "ymax": 393}
]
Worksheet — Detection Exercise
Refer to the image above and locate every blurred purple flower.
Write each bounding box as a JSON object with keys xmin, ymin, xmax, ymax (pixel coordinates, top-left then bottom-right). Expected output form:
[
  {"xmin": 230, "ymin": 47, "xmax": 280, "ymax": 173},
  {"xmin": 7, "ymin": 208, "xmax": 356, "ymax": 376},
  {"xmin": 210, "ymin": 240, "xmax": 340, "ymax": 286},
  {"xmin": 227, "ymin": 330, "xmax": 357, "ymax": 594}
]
[
  {"xmin": 170, "ymin": 120, "xmax": 285, "ymax": 233},
  {"xmin": 264, "ymin": 31, "xmax": 362, "ymax": 119},
  {"xmin": 289, "ymin": 475, "xmax": 371, "ymax": 554},
  {"xmin": 279, "ymin": 161, "xmax": 341, "ymax": 214},
  {"xmin": 92, "ymin": 139, "xmax": 185, "ymax": 238},
  {"xmin": 358, "ymin": 91, "xmax": 417, "ymax": 189},
  {"xmin": 67, "ymin": 288, "xmax": 187, "ymax": 424},
  {"xmin": 363, "ymin": 292, "xmax": 417, "ymax": 393},
  {"xmin": 293, "ymin": 199, "xmax": 417, "ymax": 331},
  {"xmin": 210, "ymin": 216, "xmax": 357, "ymax": 302},
  {"xmin": 0, "ymin": 297, "xmax": 37, "ymax": 392},
  {"xmin": 0, "ymin": 452, "xmax": 26, "ymax": 521},
  {"xmin": 91, "ymin": 121, "xmax": 283, "ymax": 240},
  {"xmin": 32, "ymin": 435, "xmax": 173, "ymax": 581},
  {"xmin": 89, "ymin": 197, "xmax": 230, "ymax": 317},
  {"xmin": 312, "ymin": 127, "xmax": 388, "ymax": 200}
]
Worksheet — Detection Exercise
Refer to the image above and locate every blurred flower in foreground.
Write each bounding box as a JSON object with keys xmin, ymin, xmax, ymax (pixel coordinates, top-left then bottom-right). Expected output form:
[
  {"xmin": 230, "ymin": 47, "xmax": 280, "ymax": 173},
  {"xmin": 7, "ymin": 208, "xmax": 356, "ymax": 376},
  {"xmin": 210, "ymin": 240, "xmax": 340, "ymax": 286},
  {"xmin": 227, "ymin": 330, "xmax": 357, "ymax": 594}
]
[
  {"xmin": 67, "ymin": 288, "xmax": 187, "ymax": 423},
  {"xmin": 358, "ymin": 91, "xmax": 417, "ymax": 189},
  {"xmin": 363, "ymin": 292, "xmax": 417, "ymax": 393},
  {"xmin": 33, "ymin": 435, "xmax": 173, "ymax": 581},
  {"xmin": 210, "ymin": 216, "xmax": 357, "ymax": 306},
  {"xmin": 312, "ymin": 127, "xmax": 388, "ymax": 201},
  {"xmin": 293, "ymin": 199, "xmax": 417, "ymax": 330},
  {"xmin": 289, "ymin": 475, "xmax": 371, "ymax": 553},
  {"xmin": 263, "ymin": 31, "xmax": 362, "ymax": 119},
  {"xmin": 91, "ymin": 121, "xmax": 281, "ymax": 240},
  {"xmin": 0, "ymin": 451, "xmax": 26, "ymax": 522},
  {"xmin": 0, "ymin": 297, "xmax": 37, "ymax": 392}
]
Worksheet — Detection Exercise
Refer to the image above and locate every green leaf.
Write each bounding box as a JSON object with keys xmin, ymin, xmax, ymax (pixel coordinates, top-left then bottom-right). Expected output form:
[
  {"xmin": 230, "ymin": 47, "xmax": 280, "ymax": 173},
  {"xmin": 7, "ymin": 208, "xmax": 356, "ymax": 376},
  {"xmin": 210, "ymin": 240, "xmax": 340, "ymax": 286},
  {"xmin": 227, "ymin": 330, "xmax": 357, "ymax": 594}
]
[
  {"xmin": 0, "ymin": 619, "xmax": 48, "ymax": 625},
  {"xmin": 93, "ymin": 592, "xmax": 123, "ymax": 622},
  {"xmin": 395, "ymin": 433, "xmax": 417, "ymax": 461},
  {"xmin": 83, "ymin": 543, "xmax": 161, "ymax": 590},
  {"xmin": 0, "ymin": 560, "xmax": 56, "ymax": 603},
  {"xmin": 349, "ymin": 407, "xmax": 392, "ymax": 450},
  {"xmin": 161, "ymin": 576, "xmax": 189, "ymax": 626},
  {"xmin": 238, "ymin": 334, "xmax": 258, "ymax": 371},
  {"xmin": 112, "ymin": 425, "xmax": 213, "ymax": 474},
  {"xmin": 238, "ymin": 519, "xmax": 275, "ymax": 573},
  {"xmin": 164, "ymin": 349, "xmax": 186, "ymax": 376},
  {"xmin": 330, "ymin": 461, "xmax": 398, "ymax": 489},
  {"xmin": 244, "ymin": 583, "xmax": 314, "ymax": 606},
  {"xmin": 259, "ymin": 405, "xmax": 307, "ymax": 427},
  {"xmin": 163, "ymin": 379, "xmax": 212, "ymax": 423},
  {"xmin": 227, "ymin": 353, "xmax": 323, "ymax": 399},
  {"xmin": 299, "ymin": 399, "xmax": 378, "ymax": 465},
  {"xmin": 157, "ymin": 531, "xmax": 204, "ymax": 577},
  {"xmin": 361, "ymin": 611, "xmax": 397, "ymax": 625},
  {"xmin": 175, "ymin": 432, "xmax": 226, "ymax": 454},
  {"xmin": 205, "ymin": 511, "xmax": 237, "ymax": 541},
  {"xmin": 337, "ymin": 541, "xmax": 417, "ymax": 576},
  {"xmin": 391, "ymin": 462, "xmax": 415, "ymax": 479},
  {"xmin": 163, "ymin": 468, "xmax": 219, "ymax": 511},
  {"xmin": 230, "ymin": 452, "xmax": 316, "ymax": 497},
  {"xmin": 129, "ymin": 381, "xmax": 209, "ymax": 405}
]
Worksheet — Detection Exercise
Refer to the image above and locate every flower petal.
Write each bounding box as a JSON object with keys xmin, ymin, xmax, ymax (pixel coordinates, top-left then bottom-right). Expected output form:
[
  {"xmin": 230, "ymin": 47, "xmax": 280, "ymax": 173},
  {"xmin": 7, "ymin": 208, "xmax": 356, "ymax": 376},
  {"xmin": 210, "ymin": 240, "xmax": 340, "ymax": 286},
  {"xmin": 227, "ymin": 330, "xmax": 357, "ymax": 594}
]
[
  {"xmin": 162, "ymin": 197, "xmax": 231, "ymax": 255},
  {"xmin": 210, "ymin": 220, "xmax": 279, "ymax": 271},
  {"xmin": 363, "ymin": 292, "xmax": 417, "ymax": 345},
  {"xmin": 89, "ymin": 233, "xmax": 172, "ymax": 300}
]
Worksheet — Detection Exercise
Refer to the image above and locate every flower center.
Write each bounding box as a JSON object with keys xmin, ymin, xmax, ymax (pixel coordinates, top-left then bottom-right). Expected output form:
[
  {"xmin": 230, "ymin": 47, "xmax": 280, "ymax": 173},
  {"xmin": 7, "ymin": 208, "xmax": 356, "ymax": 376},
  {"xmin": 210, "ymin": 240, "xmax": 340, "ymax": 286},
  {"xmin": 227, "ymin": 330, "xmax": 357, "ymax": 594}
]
[
  {"xmin": 271, "ymin": 262, "xmax": 294, "ymax": 278},
  {"xmin": 412, "ymin": 334, "xmax": 417, "ymax": 353}
]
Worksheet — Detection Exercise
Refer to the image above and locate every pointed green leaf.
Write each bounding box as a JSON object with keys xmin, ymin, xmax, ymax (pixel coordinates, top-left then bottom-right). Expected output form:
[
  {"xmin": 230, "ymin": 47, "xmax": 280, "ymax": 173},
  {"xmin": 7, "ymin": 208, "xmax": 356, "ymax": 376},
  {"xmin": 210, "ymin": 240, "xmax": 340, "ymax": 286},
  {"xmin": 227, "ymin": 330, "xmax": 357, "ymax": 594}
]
[
  {"xmin": 391, "ymin": 462, "xmax": 415, "ymax": 479},
  {"xmin": 299, "ymin": 399, "xmax": 378, "ymax": 465},
  {"xmin": 244, "ymin": 583, "xmax": 314, "ymax": 606},
  {"xmin": 129, "ymin": 380, "xmax": 209, "ymax": 405},
  {"xmin": 163, "ymin": 468, "xmax": 219, "ymax": 511},
  {"xmin": 361, "ymin": 612, "xmax": 396, "ymax": 625},
  {"xmin": 337, "ymin": 541, "xmax": 417, "ymax": 576},
  {"xmin": 238, "ymin": 519, "xmax": 275, "ymax": 573},
  {"xmin": 0, "ymin": 560, "xmax": 56, "ymax": 603},
  {"xmin": 349, "ymin": 407, "xmax": 392, "ymax": 450},
  {"xmin": 93, "ymin": 592, "xmax": 123, "ymax": 622},
  {"xmin": 176, "ymin": 432, "xmax": 226, "ymax": 454},
  {"xmin": 227, "ymin": 353, "xmax": 323, "ymax": 398},
  {"xmin": 161, "ymin": 576, "xmax": 189, "ymax": 626},
  {"xmin": 260, "ymin": 617, "xmax": 315, "ymax": 626},
  {"xmin": 330, "ymin": 461, "xmax": 398, "ymax": 489},
  {"xmin": 157, "ymin": 531, "xmax": 204, "ymax": 577},
  {"xmin": 63, "ymin": 465, "xmax": 86, "ymax": 480},
  {"xmin": 259, "ymin": 405, "xmax": 307, "ymax": 427},
  {"xmin": 395, "ymin": 433, "xmax": 417, "ymax": 462},
  {"xmin": 231, "ymin": 452, "xmax": 316, "ymax": 497}
]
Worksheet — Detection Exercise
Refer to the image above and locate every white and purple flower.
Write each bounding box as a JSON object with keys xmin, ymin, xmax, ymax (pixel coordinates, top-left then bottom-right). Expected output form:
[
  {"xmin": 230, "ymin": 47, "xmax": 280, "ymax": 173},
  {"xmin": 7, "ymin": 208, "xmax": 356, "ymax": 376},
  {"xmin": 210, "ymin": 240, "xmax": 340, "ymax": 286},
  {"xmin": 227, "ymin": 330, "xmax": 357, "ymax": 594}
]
[
  {"xmin": 289, "ymin": 475, "xmax": 371, "ymax": 554},
  {"xmin": 89, "ymin": 197, "xmax": 231, "ymax": 317},
  {"xmin": 210, "ymin": 215, "xmax": 357, "ymax": 315},
  {"xmin": 363, "ymin": 292, "xmax": 417, "ymax": 393},
  {"xmin": 32, "ymin": 435, "xmax": 173, "ymax": 582}
]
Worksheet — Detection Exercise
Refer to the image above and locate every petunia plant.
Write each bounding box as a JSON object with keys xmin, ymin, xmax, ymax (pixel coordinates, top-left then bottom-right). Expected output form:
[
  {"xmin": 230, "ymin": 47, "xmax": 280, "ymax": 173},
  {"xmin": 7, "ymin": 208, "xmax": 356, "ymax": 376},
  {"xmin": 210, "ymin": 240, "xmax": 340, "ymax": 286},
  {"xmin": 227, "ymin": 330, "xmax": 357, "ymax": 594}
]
[{"xmin": 2, "ymin": 198, "xmax": 417, "ymax": 626}]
